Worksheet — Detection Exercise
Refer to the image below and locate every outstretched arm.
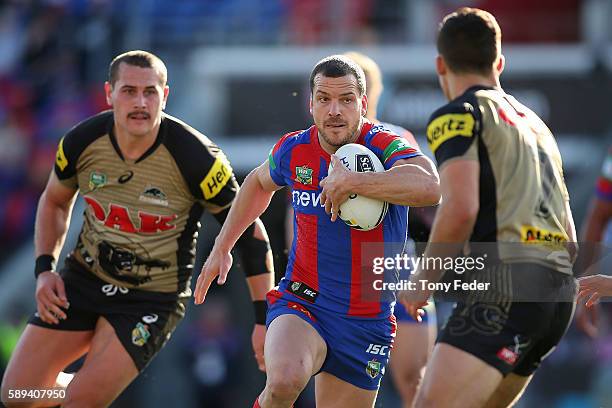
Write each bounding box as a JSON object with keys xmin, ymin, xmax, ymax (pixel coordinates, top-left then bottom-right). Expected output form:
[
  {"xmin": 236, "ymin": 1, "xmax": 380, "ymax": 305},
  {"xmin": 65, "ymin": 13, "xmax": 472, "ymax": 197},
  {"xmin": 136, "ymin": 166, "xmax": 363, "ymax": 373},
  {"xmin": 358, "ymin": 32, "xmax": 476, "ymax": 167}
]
[
  {"xmin": 210, "ymin": 206, "xmax": 275, "ymax": 372},
  {"xmin": 194, "ymin": 160, "xmax": 281, "ymax": 304}
]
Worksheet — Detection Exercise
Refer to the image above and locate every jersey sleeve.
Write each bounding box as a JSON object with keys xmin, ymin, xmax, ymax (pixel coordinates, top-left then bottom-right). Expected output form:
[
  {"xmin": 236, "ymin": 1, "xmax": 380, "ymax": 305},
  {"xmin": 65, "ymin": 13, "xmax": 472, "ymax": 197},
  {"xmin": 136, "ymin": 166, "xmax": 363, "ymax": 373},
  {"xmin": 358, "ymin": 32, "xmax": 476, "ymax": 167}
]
[
  {"xmin": 426, "ymin": 101, "xmax": 480, "ymax": 168},
  {"xmin": 195, "ymin": 146, "xmax": 238, "ymax": 208},
  {"xmin": 53, "ymin": 111, "xmax": 114, "ymax": 190},
  {"xmin": 596, "ymin": 148, "xmax": 612, "ymax": 201},
  {"xmin": 163, "ymin": 122, "xmax": 238, "ymax": 208},
  {"xmin": 367, "ymin": 129, "xmax": 422, "ymax": 170},
  {"xmin": 268, "ymin": 131, "xmax": 299, "ymax": 187},
  {"xmin": 54, "ymin": 134, "xmax": 79, "ymax": 189}
]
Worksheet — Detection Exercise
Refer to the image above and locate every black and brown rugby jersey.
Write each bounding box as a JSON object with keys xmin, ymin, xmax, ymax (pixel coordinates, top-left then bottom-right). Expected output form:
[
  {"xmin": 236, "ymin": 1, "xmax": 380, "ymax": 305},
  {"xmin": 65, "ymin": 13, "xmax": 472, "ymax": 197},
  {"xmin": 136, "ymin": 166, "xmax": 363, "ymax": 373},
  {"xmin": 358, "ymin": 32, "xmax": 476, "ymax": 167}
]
[
  {"xmin": 54, "ymin": 110, "xmax": 238, "ymax": 296},
  {"xmin": 427, "ymin": 85, "xmax": 572, "ymax": 274}
]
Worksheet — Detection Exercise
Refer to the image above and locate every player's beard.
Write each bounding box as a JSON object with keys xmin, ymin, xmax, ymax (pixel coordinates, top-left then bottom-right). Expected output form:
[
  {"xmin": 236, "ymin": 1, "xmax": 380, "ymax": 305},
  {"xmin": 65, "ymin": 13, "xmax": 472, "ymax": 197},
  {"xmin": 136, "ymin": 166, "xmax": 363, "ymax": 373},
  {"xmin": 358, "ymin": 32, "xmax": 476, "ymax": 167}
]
[{"xmin": 318, "ymin": 117, "xmax": 362, "ymax": 148}]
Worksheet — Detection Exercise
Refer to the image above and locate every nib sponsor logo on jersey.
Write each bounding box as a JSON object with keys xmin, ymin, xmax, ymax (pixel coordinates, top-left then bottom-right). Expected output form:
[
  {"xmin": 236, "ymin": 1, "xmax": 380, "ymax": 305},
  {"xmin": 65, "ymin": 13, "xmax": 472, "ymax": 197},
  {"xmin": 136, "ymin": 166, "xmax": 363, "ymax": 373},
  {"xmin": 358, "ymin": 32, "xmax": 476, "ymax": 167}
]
[{"xmin": 84, "ymin": 196, "xmax": 177, "ymax": 234}]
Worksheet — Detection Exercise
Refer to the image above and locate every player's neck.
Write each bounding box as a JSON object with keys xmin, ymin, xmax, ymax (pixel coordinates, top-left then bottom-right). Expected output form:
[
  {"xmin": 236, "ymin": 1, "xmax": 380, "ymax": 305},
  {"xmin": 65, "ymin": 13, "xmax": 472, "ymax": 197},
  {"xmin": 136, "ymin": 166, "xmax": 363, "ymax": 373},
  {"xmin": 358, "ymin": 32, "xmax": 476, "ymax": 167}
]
[
  {"xmin": 447, "ymin": 72, "xmax": 501, "ymax": 101},
  {"xmin": 113, "ymin": 123, "xmax": 160, "ymax": 161}
]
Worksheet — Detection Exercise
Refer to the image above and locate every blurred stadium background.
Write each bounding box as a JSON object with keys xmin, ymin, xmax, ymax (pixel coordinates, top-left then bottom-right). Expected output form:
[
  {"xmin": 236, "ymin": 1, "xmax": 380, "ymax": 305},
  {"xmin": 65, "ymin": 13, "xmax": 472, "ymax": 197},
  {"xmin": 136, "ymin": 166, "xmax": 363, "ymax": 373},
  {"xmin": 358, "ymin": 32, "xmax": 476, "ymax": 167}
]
[{"xmin": 0, "ymin": 0, "xmax": 610, "ymax": 407}]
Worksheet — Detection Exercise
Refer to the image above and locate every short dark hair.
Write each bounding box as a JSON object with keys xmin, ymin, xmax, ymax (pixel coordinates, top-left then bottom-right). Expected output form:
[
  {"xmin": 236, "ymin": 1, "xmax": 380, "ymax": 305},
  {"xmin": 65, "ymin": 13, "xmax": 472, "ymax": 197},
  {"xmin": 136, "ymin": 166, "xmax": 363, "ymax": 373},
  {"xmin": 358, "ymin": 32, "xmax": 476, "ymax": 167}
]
[
  {"xmin": 108, "ymin": 50, "xmax": 168, "ymax": 87},
  {"xmin": 437, "ymin": 8, "xmax": 501, "ymax": 75},
  {"xmin": 309, "ymin": 55, "xmax": 366, "ymax": 96}
]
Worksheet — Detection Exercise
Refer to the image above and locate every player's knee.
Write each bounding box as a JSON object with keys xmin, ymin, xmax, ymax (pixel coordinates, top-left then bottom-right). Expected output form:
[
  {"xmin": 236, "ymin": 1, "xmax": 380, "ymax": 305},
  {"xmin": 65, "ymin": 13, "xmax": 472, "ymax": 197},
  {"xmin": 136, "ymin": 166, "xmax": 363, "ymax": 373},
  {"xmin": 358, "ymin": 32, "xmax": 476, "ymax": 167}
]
[
  {"xmin": 396, "ymin": 368, "xmax": 424, "ymax": 398},
  {"xmin": 265, "ymin": 370, "xmax": 307, "ymax": 402}
]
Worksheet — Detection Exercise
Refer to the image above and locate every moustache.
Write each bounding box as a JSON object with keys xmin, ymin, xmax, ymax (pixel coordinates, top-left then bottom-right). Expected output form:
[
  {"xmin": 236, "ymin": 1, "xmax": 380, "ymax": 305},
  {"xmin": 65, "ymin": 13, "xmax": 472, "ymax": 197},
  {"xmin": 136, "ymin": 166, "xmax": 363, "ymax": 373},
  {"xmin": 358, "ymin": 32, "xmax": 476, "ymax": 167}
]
[{"xmin": 128, "ymin": 112, "xmax": 150, "ymax": 119}]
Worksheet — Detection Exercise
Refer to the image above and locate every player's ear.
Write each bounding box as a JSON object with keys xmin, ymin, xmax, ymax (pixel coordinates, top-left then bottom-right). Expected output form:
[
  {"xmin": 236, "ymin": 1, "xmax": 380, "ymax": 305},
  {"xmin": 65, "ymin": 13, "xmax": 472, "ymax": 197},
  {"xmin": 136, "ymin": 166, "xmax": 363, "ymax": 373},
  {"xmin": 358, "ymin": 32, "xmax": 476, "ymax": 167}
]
[
  {"xmin": 162, "ymin": 85, "xmax": 170, "ymax": 110},
  {"xmin": 104, "ymin": 81, "xmax": 113, "ymax": 107},
  {"xmin": 435, "ymin": 55, "xmax": 447, "ymax": 76},
  {"xmin": 309, "ymin": 97, "xmax": 313, "ymax": 115},
  {"xmin": 496, "ymin": 54, "xmax": 505, "ymax": 75},
  {"xmin": 361, "ymin": 94, "xmax": 368, "ymax": 117}
]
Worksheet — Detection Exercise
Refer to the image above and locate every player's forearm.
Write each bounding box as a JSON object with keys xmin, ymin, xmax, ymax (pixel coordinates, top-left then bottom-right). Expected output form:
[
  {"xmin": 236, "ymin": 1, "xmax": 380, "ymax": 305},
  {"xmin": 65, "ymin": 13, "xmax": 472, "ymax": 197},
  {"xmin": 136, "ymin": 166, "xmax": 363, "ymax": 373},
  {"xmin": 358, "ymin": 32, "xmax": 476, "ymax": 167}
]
[
  {"xmin": 237, "ymin": 219, "xmax": 275, "ymax": 299},
  {"xmin": 34, "ymin": 191, "xmax": 75, "ymax": 258},
  {"xmin": 429, "ymin": 199, "xmax": 477, "ymax": 244},
  {"xmin": 215, "ymin": 169, "xmax": 275, "ymax": 252},
  {"xmin": 349, "ymin": 164, "xmax": 440, "ymax": 206},
  {"xmin": 579, "ymin": 198, "xmax": 611, "ymax": 275},
  {"xmin": 414, "ymin": 199, "xmax": 476, "ymax": 283},
  {"xmin": 581, "ymin": 198, "xmax": 611, "ymax": 243},
  {"xmin": 246, "ymin": 273, "xmax": 274, "ymax": 301}
]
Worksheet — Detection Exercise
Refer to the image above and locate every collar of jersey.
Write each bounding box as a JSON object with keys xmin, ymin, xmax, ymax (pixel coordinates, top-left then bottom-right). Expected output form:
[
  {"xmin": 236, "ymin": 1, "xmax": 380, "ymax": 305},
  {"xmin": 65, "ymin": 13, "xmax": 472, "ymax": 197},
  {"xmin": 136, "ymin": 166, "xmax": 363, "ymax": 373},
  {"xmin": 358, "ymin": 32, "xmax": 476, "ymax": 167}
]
[{"xmin": 108, "ymin": 113, "xmax": 166, "ymax": 164}]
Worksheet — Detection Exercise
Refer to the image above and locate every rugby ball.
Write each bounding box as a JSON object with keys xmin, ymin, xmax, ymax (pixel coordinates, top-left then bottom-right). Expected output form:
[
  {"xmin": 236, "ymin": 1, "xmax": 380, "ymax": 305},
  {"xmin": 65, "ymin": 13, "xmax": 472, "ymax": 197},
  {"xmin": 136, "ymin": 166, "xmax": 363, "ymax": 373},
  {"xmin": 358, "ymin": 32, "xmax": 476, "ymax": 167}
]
[{"xmin": 328, "ymin": 144, "xmax": 389, "ymax": 231}]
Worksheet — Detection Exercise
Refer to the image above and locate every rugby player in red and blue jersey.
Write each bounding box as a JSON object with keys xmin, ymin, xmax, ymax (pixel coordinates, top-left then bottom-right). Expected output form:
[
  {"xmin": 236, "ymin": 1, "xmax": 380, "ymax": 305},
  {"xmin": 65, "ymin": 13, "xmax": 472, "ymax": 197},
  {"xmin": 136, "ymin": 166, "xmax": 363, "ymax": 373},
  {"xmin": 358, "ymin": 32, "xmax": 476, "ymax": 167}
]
[{"xmin": 195, "ymin": 55, "xmax": 440, "ymax": 408}]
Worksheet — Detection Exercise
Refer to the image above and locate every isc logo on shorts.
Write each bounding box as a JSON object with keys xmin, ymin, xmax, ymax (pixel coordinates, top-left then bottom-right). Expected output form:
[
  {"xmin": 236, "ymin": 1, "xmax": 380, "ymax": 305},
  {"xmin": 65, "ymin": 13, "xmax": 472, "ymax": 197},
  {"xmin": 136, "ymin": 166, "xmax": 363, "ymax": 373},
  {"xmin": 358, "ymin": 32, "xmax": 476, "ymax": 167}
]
[{"xmin": 365, "ymin": 344, "xmax": 389, "ymax": 356}]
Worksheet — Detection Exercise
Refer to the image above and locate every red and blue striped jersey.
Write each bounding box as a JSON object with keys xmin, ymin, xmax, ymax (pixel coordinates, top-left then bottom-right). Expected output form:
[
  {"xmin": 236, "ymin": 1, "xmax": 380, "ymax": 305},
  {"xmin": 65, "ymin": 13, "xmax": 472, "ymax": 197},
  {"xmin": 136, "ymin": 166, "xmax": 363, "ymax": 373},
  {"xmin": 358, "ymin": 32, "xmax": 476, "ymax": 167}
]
[{"xmin": 269, "ymin": 121, "xmax": 422, "ymax": 319}]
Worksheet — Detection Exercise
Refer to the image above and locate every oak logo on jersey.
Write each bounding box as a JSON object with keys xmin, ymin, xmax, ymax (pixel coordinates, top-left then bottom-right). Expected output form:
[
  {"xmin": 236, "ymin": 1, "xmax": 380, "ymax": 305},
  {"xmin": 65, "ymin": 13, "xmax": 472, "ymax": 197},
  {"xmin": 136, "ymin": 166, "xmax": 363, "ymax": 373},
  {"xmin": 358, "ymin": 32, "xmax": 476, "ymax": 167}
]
[
  {"xmin": 200, "ymin": 153, "xmax": 233, "ymax": 200},
  {"xmin": 521, "ymin": 225, "xmax": 568, "ymax": 246},
  {"xmin": 139, "ymin": 186, "xmax": 168, "ymax": 207},
  {"xmin": 56, "ymin": 137, "xmax": 69, "ymax": 171},
  {"xmin": 366, "ymin": 359, "xmax": 381, "ymax": 379},
  {"xmin": 427, "ymin": 111, "xmax": 475, "ymax": 153},
  {"xmin": 295, "ymin": 165, "xmax": 313, "ymax": 185},
  {"xmin": 89, "ymin": 171, "xmax": 107, "ymax": 190},
  {"xmin": 132, "ymin": 322, "xmax": 151, "ymax": 347},
  {"xmin": 84, "ymin": 196, "xmax": 177, "ymax": 234}
]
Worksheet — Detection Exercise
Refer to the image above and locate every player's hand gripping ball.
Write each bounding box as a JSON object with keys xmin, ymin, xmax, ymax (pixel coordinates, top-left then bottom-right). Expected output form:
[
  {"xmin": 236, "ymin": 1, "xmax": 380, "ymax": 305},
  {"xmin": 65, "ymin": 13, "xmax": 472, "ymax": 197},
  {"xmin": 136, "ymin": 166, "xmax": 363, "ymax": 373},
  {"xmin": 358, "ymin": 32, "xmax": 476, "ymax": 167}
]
[{"xmin": 328, "ymin": 144, "xmax": 388, "ymax": 231}]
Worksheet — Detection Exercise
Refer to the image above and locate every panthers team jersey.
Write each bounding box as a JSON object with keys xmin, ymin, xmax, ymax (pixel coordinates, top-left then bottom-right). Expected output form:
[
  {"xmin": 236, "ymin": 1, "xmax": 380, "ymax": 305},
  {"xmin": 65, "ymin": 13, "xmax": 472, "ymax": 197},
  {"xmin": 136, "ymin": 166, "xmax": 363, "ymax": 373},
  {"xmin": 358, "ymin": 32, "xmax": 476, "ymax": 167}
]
[
  {"xmin": 54, "ymin": 111, "xmax": 238, "ymax": 297},
  {"xmin": 427, "ymin": 85, "xmax": 573, "ymax": 273},
  {"xmin": 269, "ymin": 121, "xmax": 421, "ymax": 318}
]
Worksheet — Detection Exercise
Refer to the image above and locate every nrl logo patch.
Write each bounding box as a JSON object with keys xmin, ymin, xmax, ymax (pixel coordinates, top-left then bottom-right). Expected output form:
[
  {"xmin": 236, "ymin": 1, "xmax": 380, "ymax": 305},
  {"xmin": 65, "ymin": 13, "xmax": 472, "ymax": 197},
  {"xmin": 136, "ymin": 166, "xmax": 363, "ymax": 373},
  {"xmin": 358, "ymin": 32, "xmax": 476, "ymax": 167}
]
[
  {"xmin": 291, "ymin": 281, "xmax": 301, "ymax": 292},
  {"xmin": 89, "ymin": 171, "xmax": 107, "ymax": 190},
  {"xmin": 139, "ymin": 186, "xmax": 169, "ymax": 207},
  {"xmin": 132, "ymin": 322, "xmax": 151, "ymax": 347},
  {"xmin": 295, "ymin": 165, "xmax": 313, "ymax": 185},
  {"xmin": 366, "ymin": 359, "xmax": 381, "ymax": 379}
]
